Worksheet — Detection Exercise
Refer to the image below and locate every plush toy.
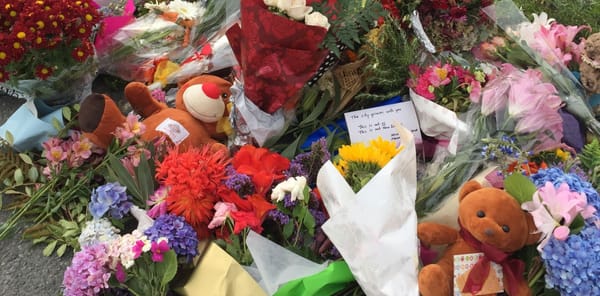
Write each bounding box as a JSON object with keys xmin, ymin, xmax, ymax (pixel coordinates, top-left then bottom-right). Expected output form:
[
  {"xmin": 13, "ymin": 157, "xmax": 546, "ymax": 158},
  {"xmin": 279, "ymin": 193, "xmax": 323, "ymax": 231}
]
[
  {"xmin": 418, "ymin": 180, "xmax": 540, "ymax": 296},
  {"xmin": 79, "ymin": 75, "xmax": 232, "ymax": 151},
  {"xmin": 581, "ymin": 32, "xmax": 600, "ymax": 94}
]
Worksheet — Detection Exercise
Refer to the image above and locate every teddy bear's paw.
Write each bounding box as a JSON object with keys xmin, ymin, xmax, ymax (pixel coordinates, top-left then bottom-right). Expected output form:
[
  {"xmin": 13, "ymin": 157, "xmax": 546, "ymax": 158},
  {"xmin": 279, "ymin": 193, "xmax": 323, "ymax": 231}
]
[{"xmin": 418, "ymin": 264, "xmax": 453, "ymax": 296}]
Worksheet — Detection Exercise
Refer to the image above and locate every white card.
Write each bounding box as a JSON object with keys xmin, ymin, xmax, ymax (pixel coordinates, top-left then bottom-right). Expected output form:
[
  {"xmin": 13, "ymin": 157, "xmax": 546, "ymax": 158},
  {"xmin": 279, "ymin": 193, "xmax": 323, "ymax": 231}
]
[
  {"xmin": 344, "ymin": 102, "xmax": 422, "ymax": 146},
  {"xmin": 453, "ymin": 253, "xmax": 504, "ymax": 296},
  {"xmin": 155, "ymin": 118, "xmax": 190, "ymax": 145}
]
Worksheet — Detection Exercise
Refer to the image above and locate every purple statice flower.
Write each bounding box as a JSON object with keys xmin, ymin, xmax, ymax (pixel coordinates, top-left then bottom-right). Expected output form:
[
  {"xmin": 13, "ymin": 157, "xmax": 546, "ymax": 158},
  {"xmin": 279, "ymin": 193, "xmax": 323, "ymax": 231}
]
[
  {"xmin": 287, "ymin": 137, "xmax": 331, "ymax": 185},
  {"xmin": 63, "ymin": 243, "xmax": 111, "ymax": 296},
  {"xmin": 144, "ymin": 214, "xmax": 198, "ymax": 261},
  {"xmin": 309, "ymin": 209, "xmax": 327, "ymax": 227},
  {"xmin": 89, "ymin": 182, "xmax": 132, "ymax": 219},
  {"xmin": 282, "ymin": 193, "xmax": 297, "ymax": 208},
  {"xmin": 224, "ymin": 165, "xmax": 255, "ymax": 197},
  {"xmin": 268, "ymin": 209, "xmax": 290, "ymax": 225}
]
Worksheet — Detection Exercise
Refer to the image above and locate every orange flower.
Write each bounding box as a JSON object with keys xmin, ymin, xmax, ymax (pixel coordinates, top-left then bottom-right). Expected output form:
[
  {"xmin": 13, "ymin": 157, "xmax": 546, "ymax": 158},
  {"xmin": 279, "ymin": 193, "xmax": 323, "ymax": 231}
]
[
  {"xmin": 156, "ymin": 145, "xmax": 230, "ymax": 239},
  {"xmin": 507, "ymin": 160, "xmax": 548, "ymax": 176}
]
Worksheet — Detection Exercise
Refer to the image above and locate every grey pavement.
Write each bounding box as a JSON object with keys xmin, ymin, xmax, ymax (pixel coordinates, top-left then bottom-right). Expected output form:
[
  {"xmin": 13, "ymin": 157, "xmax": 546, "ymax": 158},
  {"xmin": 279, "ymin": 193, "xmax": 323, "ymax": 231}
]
[{"xmin": 0, "ymin": 97, "xmax": 72, "ymax": 296}]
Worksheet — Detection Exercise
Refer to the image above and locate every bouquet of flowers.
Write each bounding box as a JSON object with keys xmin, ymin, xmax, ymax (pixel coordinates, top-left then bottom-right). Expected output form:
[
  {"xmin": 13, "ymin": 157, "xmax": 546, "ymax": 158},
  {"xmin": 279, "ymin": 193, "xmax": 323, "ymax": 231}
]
[
  {"xmin": 408, "ymin": 60, "xmax": 487, "ymax": 113},
  {"xmin": 415, "ymin": 0, "xmax": 496, "ymax": 52},
  {"xmin": 0, "ymin": 0, "xmax": 101, "ymax": 105},
  {"xmin": 97, "ymin": 0, "xmax": 237, "ymax": 83},
  {"xmin": 226, "ymin": 0, "xmax": 331, "ymax": 114}
]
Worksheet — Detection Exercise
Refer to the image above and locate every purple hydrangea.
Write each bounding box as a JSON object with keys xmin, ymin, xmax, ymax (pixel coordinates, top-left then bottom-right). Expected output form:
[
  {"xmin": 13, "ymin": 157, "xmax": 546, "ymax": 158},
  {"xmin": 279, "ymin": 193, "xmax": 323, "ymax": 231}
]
[
  {"xmin": 287, "ymin": 138, "xmax": 331, "ymax": 185},
  {"xmin": 144, "ymin": 214, "xmax": 199, "ymax": 261},
  {"xmin": 224, "ymin": 165, "xmax": 255, "ymax": 197},
  {"xmin": 531, "ymin": 168, "xmax": 600, "ymax": 294},
  {"xmin": 89, "ymin": 182, "xmax": 132, "ymax": 219},
  {"xmin": 63, "ymin": 243, "xmax": 111, "ymax": 296}
]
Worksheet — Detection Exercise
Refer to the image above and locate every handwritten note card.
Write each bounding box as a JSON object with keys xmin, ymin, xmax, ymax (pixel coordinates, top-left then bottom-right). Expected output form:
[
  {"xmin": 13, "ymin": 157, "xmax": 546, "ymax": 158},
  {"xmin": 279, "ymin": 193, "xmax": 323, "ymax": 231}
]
[{"xmin": 344, "ymin": 102, "xmax": 421, "ymax": 146}]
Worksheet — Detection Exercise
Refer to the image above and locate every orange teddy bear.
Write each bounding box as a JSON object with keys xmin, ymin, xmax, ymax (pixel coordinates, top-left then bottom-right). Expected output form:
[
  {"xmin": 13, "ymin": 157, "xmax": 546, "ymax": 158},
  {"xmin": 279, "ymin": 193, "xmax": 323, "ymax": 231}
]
[
  {"xmin": 418, "ymin": 180, "xmax": 540, "ymax": 296},
  {"xmin": 79, "ymin": 75, "xmax": 232, "ymax": 151}
]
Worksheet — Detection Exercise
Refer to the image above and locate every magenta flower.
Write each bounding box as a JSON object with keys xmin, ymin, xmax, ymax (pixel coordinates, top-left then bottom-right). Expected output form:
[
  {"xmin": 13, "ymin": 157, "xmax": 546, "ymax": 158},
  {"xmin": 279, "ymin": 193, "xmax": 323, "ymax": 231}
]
[
  {"xmin": 115, "ymin": 262, "xmax": 127, "ymax": 283},
  {"xmin": 150, "ymin": 238, "xmax": 170, "ymax": 262},
  {"xmin": 132, "ymin": 240, "xmax": 147, "ymax": 259}
]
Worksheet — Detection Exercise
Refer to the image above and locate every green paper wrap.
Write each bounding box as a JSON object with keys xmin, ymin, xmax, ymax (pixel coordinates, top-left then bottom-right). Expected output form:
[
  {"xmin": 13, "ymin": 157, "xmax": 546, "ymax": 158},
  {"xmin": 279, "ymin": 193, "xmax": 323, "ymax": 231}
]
[{"xmin": 273, "ymin": 261, "xmax": 355, "ymax": 296}]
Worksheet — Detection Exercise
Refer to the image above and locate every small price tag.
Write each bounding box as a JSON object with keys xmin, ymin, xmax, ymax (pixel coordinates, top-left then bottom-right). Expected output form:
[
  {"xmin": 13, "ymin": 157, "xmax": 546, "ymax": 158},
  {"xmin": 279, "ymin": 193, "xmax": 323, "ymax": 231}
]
[{"xmin": 156, "ymin": 118, "xmax": 190, "ymax": 145}]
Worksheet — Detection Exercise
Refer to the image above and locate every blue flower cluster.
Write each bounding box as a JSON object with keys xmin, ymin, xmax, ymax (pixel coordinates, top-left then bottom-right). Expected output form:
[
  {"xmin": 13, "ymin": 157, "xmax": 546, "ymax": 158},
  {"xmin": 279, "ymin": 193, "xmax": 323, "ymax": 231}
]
[
  {"xmin": 89, "ymin": 182, "xmax": 132, "ymax": 219},
  {"xmin": 530, "ymin": 167, "xmax": 600, "ymax": 294},
  {"xmin": 144, "ymin": 214, "xmax": 198, "ymax": 261}
]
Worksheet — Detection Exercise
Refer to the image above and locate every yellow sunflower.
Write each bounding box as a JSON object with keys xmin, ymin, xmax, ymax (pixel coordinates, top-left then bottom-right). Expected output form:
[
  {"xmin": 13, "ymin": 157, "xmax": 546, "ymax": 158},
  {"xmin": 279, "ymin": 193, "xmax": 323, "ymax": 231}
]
[{"xmin": 335, "ymin": 137, "xmax": 403, "ymax": 191}]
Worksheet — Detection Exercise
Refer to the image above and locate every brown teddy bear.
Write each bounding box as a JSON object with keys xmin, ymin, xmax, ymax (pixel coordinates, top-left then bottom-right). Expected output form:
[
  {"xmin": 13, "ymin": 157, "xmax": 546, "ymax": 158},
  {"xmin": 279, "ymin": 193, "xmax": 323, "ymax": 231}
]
[
  {"xmin": 418, "ymin": 180, "xmax": 540, "ymax": 296},
  {"xmin": 581, "ymin": 32, "xmax": 600, "ymax": 94},
  {"xmin": 79, "ymin": 75, "xmax": 232, "ymax": 151}
]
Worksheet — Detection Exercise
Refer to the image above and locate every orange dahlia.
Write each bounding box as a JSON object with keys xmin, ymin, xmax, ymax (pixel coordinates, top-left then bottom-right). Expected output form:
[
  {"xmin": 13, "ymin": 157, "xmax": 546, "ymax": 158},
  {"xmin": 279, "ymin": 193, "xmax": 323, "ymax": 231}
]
[{"xmin": 155, "ymin": 145, "xmax": 230, "ymax": 239}]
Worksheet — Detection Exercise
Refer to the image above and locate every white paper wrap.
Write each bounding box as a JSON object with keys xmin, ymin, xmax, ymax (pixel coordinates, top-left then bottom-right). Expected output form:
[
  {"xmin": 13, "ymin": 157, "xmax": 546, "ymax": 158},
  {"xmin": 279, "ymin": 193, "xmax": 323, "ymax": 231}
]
[
  {"xmin": 410, "ymin": 89, "xmax": 468, "ymax": 154},
  {"xmin": 246, "ymin": 230, "xmax": 328, "ymax": 295},
  {"xmin": 316, "ymin": 125, "xmax": 419, "ymax": 296}
]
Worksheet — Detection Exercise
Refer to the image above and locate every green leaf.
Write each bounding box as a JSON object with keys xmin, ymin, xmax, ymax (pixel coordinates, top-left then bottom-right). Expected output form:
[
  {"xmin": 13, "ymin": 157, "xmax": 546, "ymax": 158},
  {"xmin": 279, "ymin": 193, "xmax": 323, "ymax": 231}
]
[
  {"xmin": 283, "ymin": 220, "xmax": 295, "ymax": 239},
  {"xmin": 569, "ymin": 214, "xmax": 585, "ymax": 235},
  {"xmin": 503, "ymin": 173, "xmax": 537, "ymax": 204},
  {"xmin": 158, "ymin": 250, "xmax": 178, "ymax": 287},
  {"xmin": 27, "ymin": 167, "xmax": 39, "ymax": 182},
  {"xmin": 32, "ymin": 236, "xmax": 48, "ymax": 245},
  {"xmin": 62, "ymin": 107, "xmax": 72, "ymax": 122},
  {"xmin": 134, "ymin": 153, "xmax": 154, "ymax": 207},
  {"xmin": 52, "ymin": 117, "xmax": 62, "ymax": 132},
  {"xmin": 4, "ymin": 131, "xmax": 14, "ymax": 146},
  {"xmin": 107, "ymin": 154, "xmax": 143, "ymax": 201},
  {"xmin": 303, "ymin": 211, "xmax": 316, "ymax": 236},
  {"xmin": 281, "ymin": 134, "xmax": 304, "ymax": 159},
  {"xmin": 42, "ymin": 240, "xmax": 57, "ymax": 256},
  {"xmin": 13, "ymin": 168, "xmax": 24, "ymax": 185},
  {"xmin": 18, "ymin": 153, "xmax": 33, "ymax": 165},
  {"xmin": 56, "ymin": 244, "xmax": 67, "ymax": 257}
]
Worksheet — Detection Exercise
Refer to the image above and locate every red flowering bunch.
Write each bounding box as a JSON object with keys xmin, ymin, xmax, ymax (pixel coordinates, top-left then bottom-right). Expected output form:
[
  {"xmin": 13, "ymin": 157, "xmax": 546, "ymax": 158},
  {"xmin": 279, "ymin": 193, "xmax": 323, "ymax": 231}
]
[
  {"xmin": 155, "ymin": 145, "xmax": 231, "ymax": 239},
  {"xmin": 416, "ymin": 0, "xmax": 494, "ymax": 52},
  {"xmin": 0, "ymin": 0, "xmax": 101, "ymax": 82},
  {"xmin": 407, "ymin": 60, "xmax": 487, "ymax": 112}
]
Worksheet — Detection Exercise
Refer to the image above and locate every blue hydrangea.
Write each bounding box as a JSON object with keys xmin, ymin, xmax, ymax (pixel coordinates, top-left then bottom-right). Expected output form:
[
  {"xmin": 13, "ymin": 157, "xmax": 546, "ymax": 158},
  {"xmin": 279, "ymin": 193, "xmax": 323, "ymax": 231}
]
[
  {"xmin": 144, "ymin": 214, "xmax": 198, "ymax": 262},
  {"xmin": 89, "ymin": 182, "xmax": 132, "ymax": 219},
  {"xmin": 531, "ymin": 168, "xmax": 600, "ymax": 294}
]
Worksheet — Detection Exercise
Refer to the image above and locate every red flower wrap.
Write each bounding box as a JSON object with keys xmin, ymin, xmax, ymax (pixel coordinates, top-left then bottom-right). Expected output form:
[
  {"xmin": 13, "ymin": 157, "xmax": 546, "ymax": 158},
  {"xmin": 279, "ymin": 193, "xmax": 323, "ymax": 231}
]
[{"xmin": 226, "ymin": 0, "xmax": 329, "ymax": 113}]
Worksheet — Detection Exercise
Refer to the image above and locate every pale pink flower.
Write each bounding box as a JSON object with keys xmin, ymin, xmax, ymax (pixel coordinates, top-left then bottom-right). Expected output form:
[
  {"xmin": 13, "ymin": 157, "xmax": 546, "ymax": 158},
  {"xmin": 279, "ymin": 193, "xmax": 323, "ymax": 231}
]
[
  {"xmin": 114, "ymin": 112, "xmax": 146, "ymax": 142},
  {"xmin": 208, "ymin": 202, "xmax": 238, "ymax": 229},
  {"xmin": 522, "ymin": 182, "xmax": 597, "ymax": 251},
  {"xmin": 147, "ymin": 186, "xmax": 169, "ymax": 218}
]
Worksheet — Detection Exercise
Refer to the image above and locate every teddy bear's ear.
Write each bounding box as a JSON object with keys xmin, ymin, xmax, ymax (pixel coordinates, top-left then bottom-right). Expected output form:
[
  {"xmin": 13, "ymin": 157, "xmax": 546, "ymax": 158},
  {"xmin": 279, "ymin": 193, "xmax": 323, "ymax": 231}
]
[
  {"xmin": 524, "ymin": 212, "xmax": 542, "ymax": 245},
  {"xmin": 458, "ymin": 180, "xmax": 482, "ymax": 202}
]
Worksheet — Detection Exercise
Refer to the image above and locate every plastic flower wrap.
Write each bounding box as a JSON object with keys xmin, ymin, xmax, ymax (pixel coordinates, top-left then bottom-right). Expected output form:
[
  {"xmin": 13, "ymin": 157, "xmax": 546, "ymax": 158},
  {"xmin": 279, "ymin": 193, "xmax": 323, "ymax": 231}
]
[
  {"xmin": 481, "ymin": 0, "xmax": 600, "ymax": 137},
  {"xmin": 98, "ymin": 0, "xmax": 238, "ymax": 83},
  {"xmin": 226, "ymin": 0, "xmax": 330, "ymax": 114},
  {"xmin": 0, "ymin": 0, "xmax": 100, "ymax": 105}
]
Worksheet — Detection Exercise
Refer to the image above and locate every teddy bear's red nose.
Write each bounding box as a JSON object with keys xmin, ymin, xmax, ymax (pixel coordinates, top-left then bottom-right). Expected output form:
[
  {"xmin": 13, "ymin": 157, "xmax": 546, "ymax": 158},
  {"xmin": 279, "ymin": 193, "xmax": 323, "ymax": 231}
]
[{"xmin": 201, "ymin": 82, "xmax": 221, "ymax": 99}]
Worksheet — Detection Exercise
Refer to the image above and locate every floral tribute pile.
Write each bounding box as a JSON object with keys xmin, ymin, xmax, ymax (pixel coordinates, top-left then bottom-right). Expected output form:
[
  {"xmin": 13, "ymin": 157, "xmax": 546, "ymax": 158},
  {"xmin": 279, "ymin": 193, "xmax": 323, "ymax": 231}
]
[{"xmin": 1, "ymin": 0, "xmax": 600, "ymax": 295}]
